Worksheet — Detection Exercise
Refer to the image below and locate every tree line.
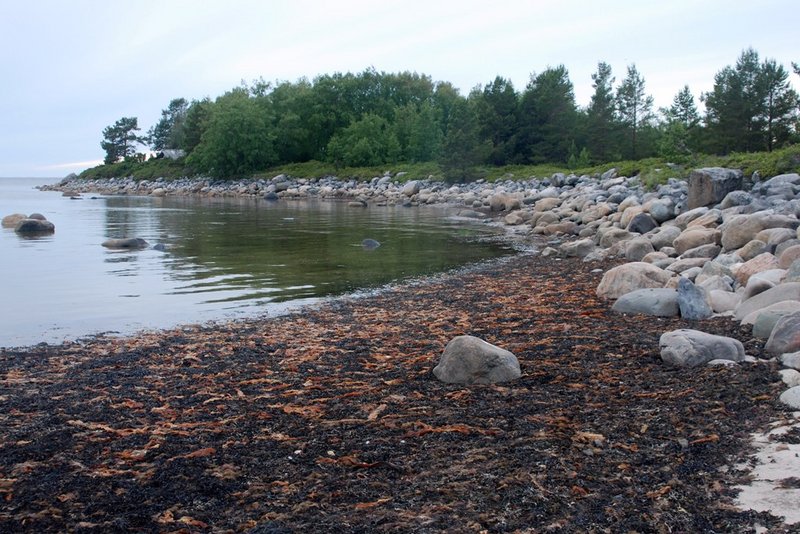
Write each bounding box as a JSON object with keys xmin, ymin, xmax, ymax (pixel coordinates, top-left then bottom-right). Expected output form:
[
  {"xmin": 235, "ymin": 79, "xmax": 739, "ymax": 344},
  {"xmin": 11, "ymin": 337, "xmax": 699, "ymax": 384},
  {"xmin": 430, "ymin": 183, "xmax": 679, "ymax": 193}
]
[{"xmin": 101, "ymin": 48, "xmax": 800, "ymax": 179}]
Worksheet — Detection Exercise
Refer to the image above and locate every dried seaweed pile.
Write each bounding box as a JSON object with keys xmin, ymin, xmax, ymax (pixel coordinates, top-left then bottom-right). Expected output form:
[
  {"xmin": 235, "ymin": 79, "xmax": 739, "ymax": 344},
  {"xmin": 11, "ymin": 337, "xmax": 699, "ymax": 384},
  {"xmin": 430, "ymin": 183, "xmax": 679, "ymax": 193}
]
[{"xmin": 0, "ymin": 255, "xmax": 791, "ymax": 533}]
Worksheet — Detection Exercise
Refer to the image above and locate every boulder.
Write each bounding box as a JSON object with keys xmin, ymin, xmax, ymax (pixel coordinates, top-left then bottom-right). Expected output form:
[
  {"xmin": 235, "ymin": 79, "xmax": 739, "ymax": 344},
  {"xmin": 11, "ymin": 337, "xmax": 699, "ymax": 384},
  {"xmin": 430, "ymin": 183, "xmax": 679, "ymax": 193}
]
[
  {"xmin": 659, "ymin": 329, "xmax": 745, "ymax": 368},
  {"xmin": 679, "ymin": 243, "xmax": 722, "ymax": 260},
  {"xmin": 765, "ymin": 312, "xmax": 800, "ymax": 355},
  {"xmin": 14, "ymin": 218, "xmax": 55, "ymax": 234},
  {"xmin": 787, "ymin": 260, "xmax": 800, "ymax": 283},
  {"xmin": 596, "ymin": 262, "xmax": 672, "ymax": 300},
  {"xmin": 674, "ymin": 207, "xmax": 710, "ymax": 230},
  {"xmin": 778, "ymin": 245, "xmax": 800, "ymax": 269},
  {"xmin": 687, "ymin": 167, "xmax": 743, "ymax": 209},
  {"xmin": 611, "ymin": 288, "xmax": 679, "ymax": 317},
  {"xmin": 779, "ymin": 386, "xmax": 800, "ymax": 410},
  {"xmin": 673, "ymin": 227, "xmax": 721, "ymax": 255},
  {"xmin": 720, "ymin": 212, "xmax": 799, "ymax": 251},
  {"xmin": 560, "ymin": 238, "xmax": 596, "ymax": 258},
  {"xmin": 734, "ymin": 253, "xmax": 780, "ymax": 286},
  {"xmin": 686, "ymin": 209, "xmax": 722, "ymax": 229},
  {"xmin": 677, "ymin": 277, "xmax": 713, "ymax": 320},
  {"xmin": 647, "ymin": 199, "xmax": 675, "ymax": 224},
  {"xmin": 737, "ymin": 240, "xmax": 769, "ymax": 262},
  {"xmin": 741, "ymin": 300, "xmax": 800, "ymax": 326},
  {"xmin": 741, "ymin": 277, "xmax": 775, "ymax": 302},
  {"xmin": 709, "ymin": 290, "xmax": 741, "ymax": 313},
  {"xmin": 361, "ymin": 239, "xmax": 381, "ymax": 250},
  {"xmin": 432, "ymin": 335, "xmax": 521, "ymax": 384},
  {"xmin": 101, "ymin": 237, "xmax": 149, "ymax": 249},
  {"xmin": 624, "ymin": 238, "xmax": 655, "ymax": 262},
  {"xmin": 755, "ymin": 227, "xmax": 796, "ymax": 246},
  {"xmin": 666, "ymin": 258, "xmax": 710, "ymax": 274},
  {"xmin": 504, "ymin": 212, "xmax": 525, "ymax": 226},
  {"xmin": 599, "ymin": 228, "xmax": 635, "ymax": 249},
  {"xmin": 534, "ymin": 197, "xmax": 562, "ymax": 212},
  {"xmin": 151, "ymin": 188, "xmax": 167, "ymax": 197},
  {"xmin": 489, "ymin": 193, "xmax": 520, "ymax": 212},
  {"xmin": 778, "ymin": 369, "xmax": 800, "ymax": 387},
  {"xmin": 780, "ymin": 352, "xmax": 800, "ymax": 371},
  {"xmin": 402, "ymin": 180, "xmax": 420, "ymax": 197},
  {"xmin": 626, "ymin": 212, "xmax": 658, "ymax": 234},
  {"xmin": 735, "ymin": 283, "xmax": 800, "ymax": 320},
  {"xmin": 753, "ymin": 308, "xmax": 796, "ymax": 339},
  {"xmin": 2, "ymin": 213, "xmax": 27, "ymax": 228},
  {"xmin": 649, "ymin": 225, "xmax": 682, "ymax": 251}
]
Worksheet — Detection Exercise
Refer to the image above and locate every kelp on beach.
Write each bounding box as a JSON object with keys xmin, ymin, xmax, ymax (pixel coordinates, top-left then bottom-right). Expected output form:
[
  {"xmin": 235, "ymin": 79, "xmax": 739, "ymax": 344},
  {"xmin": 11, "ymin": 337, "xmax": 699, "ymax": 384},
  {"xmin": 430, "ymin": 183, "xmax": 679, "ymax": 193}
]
[{"xmin": 0, "ymin": 255, "xmax": 790, "ymax": 532}]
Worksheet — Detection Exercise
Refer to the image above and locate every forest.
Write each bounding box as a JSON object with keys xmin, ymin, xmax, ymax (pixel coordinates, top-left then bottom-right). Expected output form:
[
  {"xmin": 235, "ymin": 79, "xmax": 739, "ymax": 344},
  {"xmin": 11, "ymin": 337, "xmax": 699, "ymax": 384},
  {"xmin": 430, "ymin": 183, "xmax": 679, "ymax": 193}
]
[{"xmin": 97, "ymin": 48, "xmax": 800, "ymax": 180}]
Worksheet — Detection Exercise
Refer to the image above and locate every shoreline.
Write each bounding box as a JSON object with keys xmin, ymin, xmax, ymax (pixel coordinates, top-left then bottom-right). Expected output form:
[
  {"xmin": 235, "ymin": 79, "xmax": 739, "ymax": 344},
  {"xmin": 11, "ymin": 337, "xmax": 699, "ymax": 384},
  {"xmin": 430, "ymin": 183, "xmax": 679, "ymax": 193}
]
[{"xmin": 0, "ymin": 253, "xmax": 791, "ymax": 532}]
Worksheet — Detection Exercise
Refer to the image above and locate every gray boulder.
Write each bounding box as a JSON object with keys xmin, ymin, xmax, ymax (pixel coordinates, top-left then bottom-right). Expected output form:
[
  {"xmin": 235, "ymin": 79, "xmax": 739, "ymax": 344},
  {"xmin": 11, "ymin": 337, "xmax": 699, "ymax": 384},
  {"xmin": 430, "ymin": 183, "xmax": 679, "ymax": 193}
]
[
  {"xmin": 596, "ymin": 262, "xmax": 672, "ymax": 300},
  {"xmin": 779, "ymin": 386, "xmax": 800, "ymax": 410},
  {"xmin": 687, "ymin": 167, "xmax": 743, "ymax": 209},
  {"xmin": 649, "ymin": 225, "xmax": 682, "ymax": 251},
  {"xmin": 560, "ymin": 238, "xmax": 596, "ymax": 258},
  {"xmin": 627, "ymin": 212, "xmax": 658, "ymax": 234},
  {"xmin": 433, "ymin": 335, "xmax": 521, "ymax": 384},
  {"xmin": 611, "ymin": 288, "xmax": 679, "ymax": 317},
  {"xmin": 765, "ymin": 311, "xmax": 800, "ymax": 355},
  {"xmin": 709, "ymin": 290, "xmax": 741, "ymax": 313},
  {"xmin": 677, "ymin": 277, "xmax": 713, "ymax": 320},
  {"xmin": 101, "ymin": 237, "xmax": 149, "ymax": 249},
  {"xmin": 780, "ymin": 352, "xmax": 800, "ymax": 371},
  {"xmin": 753, "ymin": 308, "xmax": 796, "ymax": 339},
  {"xmin": 402, "ymin": 180, "xmax": 420, "ymax": 197},
  {"xmin": 15, "ymin": 218, "xmax": 55, "ymax": 234},
  {"xmin": 787, "ymin": 259, "xmax": 800, "ymax": 283},
  {"xmin": 735, "ymin": 283, "xmax": 800, "ymax": 320},
  {"xmin": 624, "ymin": 237, "xmax": 655, "ymax": 262},
  {"xmin": 720, "ymin": 212, "xmax": 799, "ymax": 251},
  {"xmin": 660, "ymin": 329, "xmax": 745, "ymax": 368}
]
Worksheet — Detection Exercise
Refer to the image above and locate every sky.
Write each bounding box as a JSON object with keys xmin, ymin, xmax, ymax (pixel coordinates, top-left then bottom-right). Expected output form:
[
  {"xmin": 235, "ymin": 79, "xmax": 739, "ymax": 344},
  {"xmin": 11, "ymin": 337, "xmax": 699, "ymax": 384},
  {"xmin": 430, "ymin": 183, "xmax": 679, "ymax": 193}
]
[{"xmin": 0, "ymin": 0, "xmax": 797, "ymax": 178}]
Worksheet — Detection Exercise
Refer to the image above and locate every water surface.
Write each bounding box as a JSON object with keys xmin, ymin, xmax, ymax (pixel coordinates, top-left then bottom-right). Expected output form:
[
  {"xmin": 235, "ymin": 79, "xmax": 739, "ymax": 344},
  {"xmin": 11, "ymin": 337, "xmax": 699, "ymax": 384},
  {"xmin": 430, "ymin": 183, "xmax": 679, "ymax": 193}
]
[{"xmin": 1, "ymin": 178, "xmax": 513, "ymax": 346}]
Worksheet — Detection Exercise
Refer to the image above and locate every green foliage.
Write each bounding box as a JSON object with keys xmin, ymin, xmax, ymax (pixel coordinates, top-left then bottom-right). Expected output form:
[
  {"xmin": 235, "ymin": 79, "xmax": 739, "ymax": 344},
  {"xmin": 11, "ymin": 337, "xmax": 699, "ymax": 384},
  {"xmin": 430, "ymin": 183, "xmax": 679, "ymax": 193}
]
[
  {"xmin": 187, "ymin": 89, "xmax": 277, "ymax": 177},
  {"xmin": 181, "ymin": 98, "xmax": 213, "ymax": 154},
  {"xmin": 101, "ymin": 117, "xmax": 145, "ymax": 164},
  {"xmin": 326, "ymin": 113, "xmax": 401, "ymax": 167},
  {"xmin": 79, "ymin": 157, "xmax": 187, "ymax": 180},
  {"xmin": 474, "ymin": 76, "xmax": 519, "ymax": 165},
  {"xmin": 516, "ymin": 65, "xmax": 578, "ymax": 164},
  {"xmin": 566, "ymin": 141, "xmax": 590, "ymax": 169},
  {"xmin": 703, "ymin": 48, "xmax": 799, "ymax": 154},
  {"xmin": 616, "ymin": 64, "xmax": 655, "ymax": 159},
  {"xmin": 439, "ymin": 99, "xmax": 491, "ymax": 182},
  {"xmin": 586, "ymin": 62, "xmax": 619, "ymax": 163},
  {"xmin": 148, "ymin": 98, "xmax": 188, "ymax": 151}
]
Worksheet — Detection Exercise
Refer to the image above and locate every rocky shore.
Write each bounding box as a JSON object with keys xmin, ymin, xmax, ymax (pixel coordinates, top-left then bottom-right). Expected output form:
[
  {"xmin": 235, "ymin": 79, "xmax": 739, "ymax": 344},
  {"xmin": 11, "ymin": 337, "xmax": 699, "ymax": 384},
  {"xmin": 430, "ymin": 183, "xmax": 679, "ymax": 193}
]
[{"xmin": 37, "ymin": 166, "xmax": 800, "ymax": 524}]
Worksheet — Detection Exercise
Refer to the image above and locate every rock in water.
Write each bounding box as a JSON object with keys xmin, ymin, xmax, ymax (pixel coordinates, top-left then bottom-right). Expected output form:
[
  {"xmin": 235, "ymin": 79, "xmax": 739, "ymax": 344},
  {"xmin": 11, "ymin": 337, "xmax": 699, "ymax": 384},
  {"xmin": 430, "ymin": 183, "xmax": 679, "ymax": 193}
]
[
  {"xmin": 14, "ymin": 218, "xmax": 55, "ymax": 234},
  {"xmin": 433, "ymin": 335, "xmax": 521, "ymax": 384},
  {"xmin": 2, "ymin": 213, "xmax": 27, "ymax": 228},
  {"xmin": 677, "ymin": 277, "xmax": 712, "ymax": 320},
  {"xmin": 361, "ymin": 238, "xmax": 381, "ymax": 250},
  {"xmin": 102, "ymin": 237, "xmax": 149, "ymax": 249},
  {"xmin": 660, "ymin": 329, "xmax": 745, "ymax": 367}
]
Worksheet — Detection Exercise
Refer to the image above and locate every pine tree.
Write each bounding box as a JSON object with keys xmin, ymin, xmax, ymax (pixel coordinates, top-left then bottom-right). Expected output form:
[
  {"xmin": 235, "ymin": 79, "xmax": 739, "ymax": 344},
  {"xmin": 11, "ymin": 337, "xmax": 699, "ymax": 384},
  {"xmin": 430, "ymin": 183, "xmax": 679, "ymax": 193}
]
[
  {"xmin": 586, "ymin": 62, "xmax": 617, "ymax": 162},
  {"xmin": 616, "ymin": 64, "xmax": 654, "ymax": 159}
]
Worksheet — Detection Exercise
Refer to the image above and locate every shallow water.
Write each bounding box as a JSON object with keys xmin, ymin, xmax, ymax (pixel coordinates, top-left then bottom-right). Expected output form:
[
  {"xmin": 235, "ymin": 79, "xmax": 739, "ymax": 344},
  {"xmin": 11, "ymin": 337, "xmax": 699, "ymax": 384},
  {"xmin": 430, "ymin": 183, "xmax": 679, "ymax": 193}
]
[{"xmin": 0, "ymin": 178, "xmax": 514, "ymax": 346}]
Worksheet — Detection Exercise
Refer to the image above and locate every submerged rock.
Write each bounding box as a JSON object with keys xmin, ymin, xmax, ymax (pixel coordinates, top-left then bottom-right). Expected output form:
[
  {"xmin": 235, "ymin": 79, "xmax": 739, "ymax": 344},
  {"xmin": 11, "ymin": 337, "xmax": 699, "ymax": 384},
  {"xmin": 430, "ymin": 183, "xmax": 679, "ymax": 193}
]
[
  {"xmin": 102, "ymin": 237, "xmax": 149, "ymax": 249},
  {"xmin": 15, "ymin": 218, "xmax": 55, "ymax": 235},
  {"xmin": 361, "ymin": 238, "xmax": 381, "ymax": 250}
]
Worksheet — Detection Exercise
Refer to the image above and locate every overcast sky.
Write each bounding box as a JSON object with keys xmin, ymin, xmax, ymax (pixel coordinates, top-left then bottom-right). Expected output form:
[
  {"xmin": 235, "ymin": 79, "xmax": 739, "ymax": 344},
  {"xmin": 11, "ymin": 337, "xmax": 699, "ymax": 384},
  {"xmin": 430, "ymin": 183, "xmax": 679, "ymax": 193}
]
[{"xmin": 1, "ymin": 0, "xmax": 797, "ymax": 178}]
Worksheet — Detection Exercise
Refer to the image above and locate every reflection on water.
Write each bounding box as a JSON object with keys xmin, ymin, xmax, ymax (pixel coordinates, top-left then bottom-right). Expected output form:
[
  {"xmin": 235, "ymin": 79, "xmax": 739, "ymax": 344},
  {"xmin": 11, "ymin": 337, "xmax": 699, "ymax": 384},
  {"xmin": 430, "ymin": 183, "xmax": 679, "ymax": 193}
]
[{"xmin": 1, "ymin": 178, "xmax": 513, "ymax": 346}]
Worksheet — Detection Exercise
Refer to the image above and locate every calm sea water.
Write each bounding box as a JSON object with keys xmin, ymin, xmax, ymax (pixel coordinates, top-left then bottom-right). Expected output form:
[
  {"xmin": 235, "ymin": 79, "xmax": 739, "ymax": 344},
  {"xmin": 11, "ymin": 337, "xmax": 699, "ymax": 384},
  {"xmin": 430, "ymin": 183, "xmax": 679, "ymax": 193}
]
[{"xmin": 0, "ymin": 177, "xmax": 513, "ymax": 347}]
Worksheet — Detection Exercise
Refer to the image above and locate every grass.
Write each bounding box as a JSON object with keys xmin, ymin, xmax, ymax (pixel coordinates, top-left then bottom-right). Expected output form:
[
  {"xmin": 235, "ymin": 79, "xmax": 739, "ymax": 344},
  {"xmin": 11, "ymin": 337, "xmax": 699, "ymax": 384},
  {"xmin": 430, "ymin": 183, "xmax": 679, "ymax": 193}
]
[{"xmin": 79, "ymin": 145, "xmax": 800, "ymax": 187}]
